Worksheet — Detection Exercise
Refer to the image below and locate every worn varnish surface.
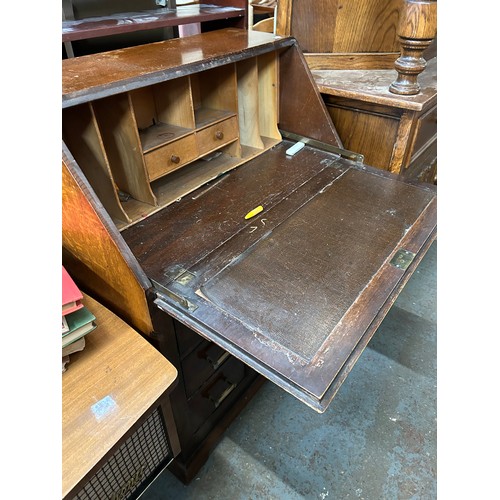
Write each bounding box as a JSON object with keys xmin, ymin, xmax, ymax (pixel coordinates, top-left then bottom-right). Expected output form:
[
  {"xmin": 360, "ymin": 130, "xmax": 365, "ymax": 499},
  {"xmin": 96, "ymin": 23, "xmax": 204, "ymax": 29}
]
[
  {"xmin": 62, "ymin": 29, "xmax": 294, "ymax": 108},
  {"xmin": 122, "ymin": 141, "xmax": 436, "ymax": 411},
  {"xmin": 62, "ymin": 293, "xmax": 178, "ymax": 498},
  {"xmin": 313, "ymin": 57, "xmax": 437, "ymax": 112}
]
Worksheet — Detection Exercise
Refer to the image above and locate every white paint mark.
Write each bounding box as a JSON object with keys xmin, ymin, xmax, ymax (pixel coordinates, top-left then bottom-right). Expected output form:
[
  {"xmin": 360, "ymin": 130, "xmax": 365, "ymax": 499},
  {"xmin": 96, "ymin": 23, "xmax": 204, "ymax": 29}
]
[{"xmin": 91, "ymin": 395, "xmax": 118, "ymax": 421}]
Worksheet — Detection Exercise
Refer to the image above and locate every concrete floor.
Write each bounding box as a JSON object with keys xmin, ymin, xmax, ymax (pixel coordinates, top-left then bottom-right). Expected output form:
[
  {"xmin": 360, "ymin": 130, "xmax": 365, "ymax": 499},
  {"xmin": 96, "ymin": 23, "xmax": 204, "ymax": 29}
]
[{"xmin": 143, "ymin": 241, "xmax": 437, "ymax": 500}]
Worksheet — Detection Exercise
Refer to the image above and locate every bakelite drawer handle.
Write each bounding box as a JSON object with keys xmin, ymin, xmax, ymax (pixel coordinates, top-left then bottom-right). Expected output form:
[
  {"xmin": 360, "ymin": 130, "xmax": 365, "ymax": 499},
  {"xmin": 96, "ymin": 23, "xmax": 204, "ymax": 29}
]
[
  {"xmin": 209, "ymin": 380, "xmax": 237, "ymax": 409},
  {"xmin": 215, "ymin": 131, "xmax": 224, "ymax": 140},
  {"xmin": 170, "ymin": 154, "xmax": 180, "ymax": 164},
  {"xmin": 206, "ymin": 350, "xmax": 230, "ymax": 371}
]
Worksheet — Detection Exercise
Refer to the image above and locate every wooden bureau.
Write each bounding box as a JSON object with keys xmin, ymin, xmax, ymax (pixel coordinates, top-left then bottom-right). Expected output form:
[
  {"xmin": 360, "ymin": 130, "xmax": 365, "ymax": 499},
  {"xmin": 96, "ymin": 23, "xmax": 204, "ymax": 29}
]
[{"xmin": 62, "ymin": 28, "xmax": 436, "ymax": 484}]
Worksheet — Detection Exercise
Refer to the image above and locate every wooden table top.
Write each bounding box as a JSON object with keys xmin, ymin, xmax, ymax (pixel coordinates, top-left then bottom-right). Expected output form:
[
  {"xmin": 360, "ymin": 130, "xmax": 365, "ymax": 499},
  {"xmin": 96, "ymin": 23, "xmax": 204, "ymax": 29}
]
[
  {"xmin": 62, "ymin": 293, "xmax": 177, "ymax": 498},
  {"xmin": 312, "ymin": 57, "xmax": 437, "ymax": 112}
]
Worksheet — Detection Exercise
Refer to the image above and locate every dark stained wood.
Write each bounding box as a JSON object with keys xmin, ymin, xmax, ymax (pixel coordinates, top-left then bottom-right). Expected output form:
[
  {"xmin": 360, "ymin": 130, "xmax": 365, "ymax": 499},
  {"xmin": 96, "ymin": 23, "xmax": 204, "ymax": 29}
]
[
  {"xmin": 279, "ymin": 44, "xmax": 343, "ymax": 147},
  {"xmin": 148, "ymin": 304, "xmax": 264, "ymax": 484},
  {"xmin": 121, "ymin": 144, "xmax": 343, "ymax": 277},
  {"xmin": 62, "ymin": 29, "xmax": 294, "ymax": 108},
  {"xmin": 63, "ymin": 28, "xmax": 436, "ymax": 427},
  {"xmin": 124, "ymin": 140, "xmax": 436, "ymax": 412},
  {"xmin": 62, "ymin": 5, "xmax": 246, "ymax": 42}
]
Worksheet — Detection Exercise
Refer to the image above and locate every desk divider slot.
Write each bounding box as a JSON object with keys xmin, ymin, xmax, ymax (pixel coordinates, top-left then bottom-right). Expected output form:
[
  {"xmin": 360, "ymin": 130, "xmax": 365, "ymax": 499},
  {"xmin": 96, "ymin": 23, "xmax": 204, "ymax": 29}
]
[
  {"xmin": 92, "ymin": 94, "xmax": 157, "ymax": 208},
  {"xmin": 62, "ymin": 103, "xmax": 131, "ymax": 224},
  {"xmin": 63, "ymin": 58, "xmax": 282, "ymax": 230}
]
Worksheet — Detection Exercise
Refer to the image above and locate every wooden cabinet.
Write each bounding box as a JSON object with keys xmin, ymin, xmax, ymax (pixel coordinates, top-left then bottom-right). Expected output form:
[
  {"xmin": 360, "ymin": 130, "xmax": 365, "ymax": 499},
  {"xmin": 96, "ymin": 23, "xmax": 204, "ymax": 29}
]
[
  {"xmin": 276, "ymin": 0, "xmax": 438, "ymax": 184},
  {"xmin": 62, "ymin": 29, "xmax": 436, "ymax": 484},
  {"xmin": 147, "ymin": 311, "xmax": 263, "ymax": 483},
  {"xmin": 62, "ymin": 38, "xmax": 283, "ymax": 231},
  {"xmin": 316, "ymin": 59, "xmax": 437, "ymax": 183}
]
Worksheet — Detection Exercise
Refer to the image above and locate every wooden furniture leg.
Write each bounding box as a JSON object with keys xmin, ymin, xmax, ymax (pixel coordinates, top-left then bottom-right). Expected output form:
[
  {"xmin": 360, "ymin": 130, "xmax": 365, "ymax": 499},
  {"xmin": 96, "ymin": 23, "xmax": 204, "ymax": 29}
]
[{"xmin": 389, "ymin": 0, "xmax": 437, "ymax": 95}]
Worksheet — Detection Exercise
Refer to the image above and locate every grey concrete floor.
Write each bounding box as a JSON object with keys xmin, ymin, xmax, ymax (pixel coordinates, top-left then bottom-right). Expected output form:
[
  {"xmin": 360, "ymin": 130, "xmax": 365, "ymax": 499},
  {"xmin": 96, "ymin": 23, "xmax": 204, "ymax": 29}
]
[{"xmin": 143, "ymin": 241, "xmax": 437, "ymax": 500}]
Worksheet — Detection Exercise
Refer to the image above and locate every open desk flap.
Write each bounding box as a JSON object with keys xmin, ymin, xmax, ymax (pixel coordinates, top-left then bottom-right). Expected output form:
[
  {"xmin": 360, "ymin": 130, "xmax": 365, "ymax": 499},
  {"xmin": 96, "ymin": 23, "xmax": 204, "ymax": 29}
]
[{"xmin": 122, "ymin": 140, "xmax": 436, "ymax": 413}]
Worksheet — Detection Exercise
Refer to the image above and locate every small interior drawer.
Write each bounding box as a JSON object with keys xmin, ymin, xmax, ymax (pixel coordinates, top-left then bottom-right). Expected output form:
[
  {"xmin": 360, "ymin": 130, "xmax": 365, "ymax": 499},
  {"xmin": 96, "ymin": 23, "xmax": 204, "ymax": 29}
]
[
  {"xmin": 186, "ymin": 356, "xmax": 246, "ymax": 433},
  {"xmin": 144, "ymin": 133, "xmax": 197, "ymax": 181},
  {"xmin": 195, "ymin": 116, "xmax": 239, "ymax": 156},
  {"xmin": 182, "ymin": 340, "xmax": 231, "ymax": 397}
]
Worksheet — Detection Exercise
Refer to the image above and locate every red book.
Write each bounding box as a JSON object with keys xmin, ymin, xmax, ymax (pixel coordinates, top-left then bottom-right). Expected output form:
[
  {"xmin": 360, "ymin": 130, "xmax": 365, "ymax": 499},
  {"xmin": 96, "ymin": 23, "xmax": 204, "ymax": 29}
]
[{"xmin": 62, "ymin": 266, "xmax": 83, "ymax": 316}]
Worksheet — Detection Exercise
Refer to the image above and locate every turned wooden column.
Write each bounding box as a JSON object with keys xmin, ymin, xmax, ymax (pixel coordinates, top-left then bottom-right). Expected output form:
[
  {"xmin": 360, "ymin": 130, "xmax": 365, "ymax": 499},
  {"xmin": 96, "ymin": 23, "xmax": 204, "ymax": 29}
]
[{"xmin": 390, "ymin": 0, "xmax": 437, "ymax": 95}]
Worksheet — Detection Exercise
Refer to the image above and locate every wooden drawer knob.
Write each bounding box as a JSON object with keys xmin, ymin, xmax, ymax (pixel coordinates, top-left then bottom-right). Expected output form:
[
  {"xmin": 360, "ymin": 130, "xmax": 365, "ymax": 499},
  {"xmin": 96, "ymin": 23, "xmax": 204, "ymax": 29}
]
[
  {"xmin": 170, "ymin": 154, "xmax": 180, "ymax": 164},
  {"xmin": 215, "ymin": 130, "xmax": 224, "ymax": 140}
]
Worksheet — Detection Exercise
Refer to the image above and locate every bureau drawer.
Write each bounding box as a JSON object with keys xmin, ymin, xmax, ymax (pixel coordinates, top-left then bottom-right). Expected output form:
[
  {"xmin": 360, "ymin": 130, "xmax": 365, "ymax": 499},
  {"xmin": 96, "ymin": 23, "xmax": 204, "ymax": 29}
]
[
  {"xmin": 176, "ymin": 321, "xmax": 204, "ymax": 360},
  {"xmin": 182, "ymin": 340, "xmax": 231, "ymax": 397},
  {"xmin": 186, "ymin": 356, "xmax": 246, "ymax": 434},
  {"xmin": 196, "ymin": 116, "xmax": 239, "ymax": 156},
  {"xmin": 144, "ymin": 133, "xmax": 198, "ymax": 181}
]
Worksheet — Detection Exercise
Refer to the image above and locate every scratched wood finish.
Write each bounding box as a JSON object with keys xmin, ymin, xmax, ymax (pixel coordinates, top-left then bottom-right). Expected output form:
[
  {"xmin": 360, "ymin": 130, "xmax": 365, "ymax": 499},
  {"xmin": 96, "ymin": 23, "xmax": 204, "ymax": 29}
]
[
  {"xmin": 62, "ymin": 146, "xmax": 154, "ymax": 334},
  {"xmin": 62, "ymin": 29, "xmax": 436, "ymax": 420},
  {"xmin": 121, "ymin": 144, "xmax": 335, "ymax": 277},
  {"xmin": 123, "ymin": 141, "xmax": 437, "ymax": 411},
  {"xmin": 62, "ymin": 29, "xmax": 295, "ymax": 108},
  {"xmin": 62, "ymin": 293, "xmax": 178, "ymax": 498},
  {"xmin": 314, "ymin": 57, "xmax": 437, "ymax": 112}
]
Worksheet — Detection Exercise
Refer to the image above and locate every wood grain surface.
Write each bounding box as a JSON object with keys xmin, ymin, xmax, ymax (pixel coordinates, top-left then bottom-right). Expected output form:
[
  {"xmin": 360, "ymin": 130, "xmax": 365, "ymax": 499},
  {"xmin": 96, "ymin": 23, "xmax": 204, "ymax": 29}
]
[
  {"xmin": 313, "ymin": 57, "xmax": 437, "ymax": 112},
  {"xmin": 62, "ymin": 147, "xmax": 154, "ymax": 335},
  {"xmin": 278, "ymin": 0, "xmax": 400, "ymax": 53},
  {"xmin": 123, "ymin": 141, "xmax": 436, "ymax": 411},
  {"xmin": 62, "ymin": 293, "xmax": 177, "ymax": 498},
  {"xmin": 62, "ymin": 29, "xmax": 294, "ymax": 108}
]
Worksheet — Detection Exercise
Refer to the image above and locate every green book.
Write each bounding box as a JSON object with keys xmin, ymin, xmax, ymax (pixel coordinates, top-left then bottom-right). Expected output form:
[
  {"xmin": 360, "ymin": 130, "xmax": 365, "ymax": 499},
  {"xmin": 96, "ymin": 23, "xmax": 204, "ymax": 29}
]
[{"xmin": 62, "ymin": 306, "xmax": 97, "ymax": 349}]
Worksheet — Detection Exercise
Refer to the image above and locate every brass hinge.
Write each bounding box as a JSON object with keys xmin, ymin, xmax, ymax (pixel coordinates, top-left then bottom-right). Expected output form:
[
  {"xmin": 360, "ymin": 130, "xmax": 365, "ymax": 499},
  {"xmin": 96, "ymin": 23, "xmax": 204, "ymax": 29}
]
[
  {"xmin": 152, "ymin": 279, "xmax": 198, "ymax": 312},
  {"xmin": 279, "ymin": 130, "xmax": 364, "ymax": 165},
  {"xmin": 390, "ymin": 249, "xmax": 416, "ymax": 271}
]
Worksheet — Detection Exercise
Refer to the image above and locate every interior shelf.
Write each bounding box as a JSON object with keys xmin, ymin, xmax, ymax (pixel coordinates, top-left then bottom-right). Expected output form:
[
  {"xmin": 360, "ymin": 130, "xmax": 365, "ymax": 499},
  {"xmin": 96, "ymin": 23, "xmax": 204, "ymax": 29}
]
[
  {"xmin": 194, "ymin": 108, "xmax": 236, "ymax": 129},
  {"xmin": 140, "ymin": 122, "xmax": 193, "ymax": 153},
  {"xmin": 64, "ymin": 52, "xmax": 282, "ymax": 231}
]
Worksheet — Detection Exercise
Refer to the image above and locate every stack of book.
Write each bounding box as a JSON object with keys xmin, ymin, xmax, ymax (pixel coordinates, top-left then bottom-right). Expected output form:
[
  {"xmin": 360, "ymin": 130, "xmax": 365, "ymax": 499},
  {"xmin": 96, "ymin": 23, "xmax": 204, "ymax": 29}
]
[{"xmin": 62, "ymin": 266, "xmax": 97, "ymax": 372}]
